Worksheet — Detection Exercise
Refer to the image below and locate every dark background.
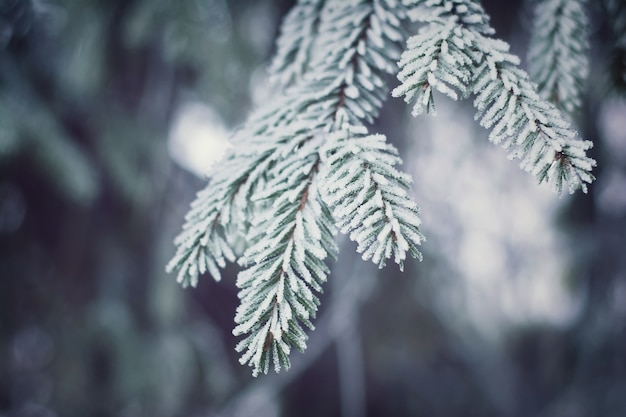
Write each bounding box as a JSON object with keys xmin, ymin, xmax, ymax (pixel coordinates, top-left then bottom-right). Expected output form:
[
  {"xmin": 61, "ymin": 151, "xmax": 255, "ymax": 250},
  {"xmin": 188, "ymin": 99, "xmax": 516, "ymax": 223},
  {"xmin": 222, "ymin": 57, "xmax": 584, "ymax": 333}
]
[{"xmin": 1, "ymin": 1, "xmax": 625, "ymax": 416}]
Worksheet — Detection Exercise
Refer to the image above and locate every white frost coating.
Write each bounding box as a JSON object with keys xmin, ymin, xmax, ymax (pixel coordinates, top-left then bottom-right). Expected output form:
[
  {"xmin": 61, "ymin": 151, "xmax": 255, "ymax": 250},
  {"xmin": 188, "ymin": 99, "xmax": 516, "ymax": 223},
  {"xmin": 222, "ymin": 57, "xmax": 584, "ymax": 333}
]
[
  {"xmin": 270, "ymin": 0, "xmax": 325, "ymax": 89},
  {"xmin": 528, "ymin": 0, "xmax": 589, "ymax": 115},
  {"xmin": 393, "ymin": 0, "xmax": 595, "ymax": 195},
  {"xmin": 320, "ymin": 124, "xmax": 424, "ymax": 270},
  {"xmin": 345, "ymin": 85, "xmax": 360, "ymax": 99},
  {"xmin": 169, "ymin": 0, "xmax": 595, "ymax": 380}
]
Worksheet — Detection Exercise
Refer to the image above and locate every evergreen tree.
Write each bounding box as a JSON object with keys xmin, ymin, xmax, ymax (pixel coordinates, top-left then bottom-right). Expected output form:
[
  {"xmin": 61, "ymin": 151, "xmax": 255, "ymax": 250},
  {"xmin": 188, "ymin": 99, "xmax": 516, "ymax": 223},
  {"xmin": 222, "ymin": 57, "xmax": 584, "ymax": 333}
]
[{"xmin": 167, "ymin": 0, "xmax": 597, "ymax": 376}]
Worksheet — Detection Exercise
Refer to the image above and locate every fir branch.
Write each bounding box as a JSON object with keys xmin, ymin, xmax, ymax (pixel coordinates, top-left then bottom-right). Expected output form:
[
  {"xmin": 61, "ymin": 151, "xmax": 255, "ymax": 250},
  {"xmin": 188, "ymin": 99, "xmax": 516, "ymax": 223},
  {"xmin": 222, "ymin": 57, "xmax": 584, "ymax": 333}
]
[
  {"xmin": 254, "ymin": 0, "xmax": 408, "ymax": 131},
  {"xmin": 392, "ymin": 18, "xmax": 476, "ymax": 115},
  {"xmin": 392, "ymin": 0, "xmax": 497, "ymax": 115},
  {"xmin": 166, "ymin": 88, "xmax": 325, "ymax": 289},
  {"xmin": 301, "ymin": 0, "xmax": 407, "ymax": 125},
  {"xmin": 471, "ymin": 47, "xmax": 595, "ymax": 193},
  {"xmin": 234, "ymin": 137, "xmax": 337, "ymax": 376},
  {"xmin": 269, "ymin": 0, "xmax": 324, "ymax": 89},
  {"xmin": 320, "ymin": 122, "xmax": 424, "ymax": 270},
  {"xmin": 228, "ymin": 0, "xmax": 424, "ymax": 375},
  {"xmin": 527, "ymin": 0, "xmax": 589, "ymax": 115},
  {"xmin": 168, "ymin": 0, "xmax": 410, "ymax": 290},
  {"xmin": 394, "ymin": 0, "xmax": 595, "ymax": 194},
  {"xmin": 403, "ymin": 0, "xmax": 493, "ymax": 34},
  {"xmin": 165, "ymin": 146, "xmax": 275, "ymax": 286},
  {"xmin": 164, "ymin": 0, "xmax": 596, "ymax": 378}
]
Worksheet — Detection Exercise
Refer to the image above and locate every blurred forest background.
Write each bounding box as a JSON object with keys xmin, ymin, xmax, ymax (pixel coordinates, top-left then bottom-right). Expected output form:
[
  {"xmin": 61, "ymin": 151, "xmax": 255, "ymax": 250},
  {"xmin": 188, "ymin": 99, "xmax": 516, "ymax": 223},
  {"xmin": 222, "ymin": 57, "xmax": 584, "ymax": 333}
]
[{"xmin": 1, "ymin": 0, "xmax": 625, "ymax": 416}]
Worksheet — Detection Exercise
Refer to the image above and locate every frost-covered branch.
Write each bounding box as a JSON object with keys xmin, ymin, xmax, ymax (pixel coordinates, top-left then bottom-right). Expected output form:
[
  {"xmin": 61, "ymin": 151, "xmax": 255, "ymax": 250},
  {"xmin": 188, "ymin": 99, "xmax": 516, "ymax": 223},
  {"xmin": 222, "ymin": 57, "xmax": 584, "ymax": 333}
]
[
  {"xmin": 165, "ymin": 143, "xmax": 274, "ymax": 286},
  {"xmin": 269, "ymin": 0, "xmax": 325, "ymax": 89},
  {"xmin": 471, "ymin": 43, "xmax": 594, "ymax": 193},
  {"xmin": 528, "ymin": 0, "xmax": 589, "ymax": 114},
  {"xmin": 168, "ymin": 0, "xmax": 597, "ymax": 378},
  {"xmin": 231, "ymin": 0, "xmax": 423, "ymax": 376},
  {"xmin": 392, "ymin": 18, "xmax": 475, "ymax": 115},
  {"xmin": 320, "ymin": 122, "xmax": 423, "ymax": 269},
  {"xmin": 234, "ymin": 138, "xmax": 337, "ymax": 376},
  {"xmin": 168, "ymin": 0, "xmax": 423, "ymax": 377},
  {"xmin": 394, "ymin": 0, "xmax": 595, "ymax": 194}
]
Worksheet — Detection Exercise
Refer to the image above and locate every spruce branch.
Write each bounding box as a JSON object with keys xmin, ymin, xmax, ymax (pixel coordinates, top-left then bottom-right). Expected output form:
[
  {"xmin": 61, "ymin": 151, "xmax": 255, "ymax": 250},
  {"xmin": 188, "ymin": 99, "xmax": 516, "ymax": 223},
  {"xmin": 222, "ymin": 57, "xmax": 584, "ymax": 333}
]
[
  {"xmin": 393, "ymin": 0, "xmax": 500, "ymax": 115},
  {"xmin": 394, "ymin": 0, "xmax": 595, "ymax": 194},
  {"xmin": 269, "ymin": 0, "xmax": 325, "ymax": 89},
  {"xmin": 167, "ymin": 0, "xmax": 597, "ymax": 378},
  {"xmin": 392, "ymin": 18, "xmax": 476, "ymax": 115},
  {"xmin": 320, "ymin": 122, "xmax": 424, "ymax": 269},
  {"xmin": 527, "ymin": 0, "xmax": 589, "ymax": 115},
  {"xmin": 234, "ymin": 137, "xmax": 337, "ymax": 376},
  {"xmin": 167, "ymin": 0, "xmax": 424, "ymax": 376},
  {"xmin": 403, "ymin": 0, "xmax": 493, "ymax": 34},
  {"xmin": 165, "ymin": 145, "xmax": 275, "ymax": 286},
  {"xmin": 303, "ymin": 0, "xmax": 406, "ymax": 125},
  {"xmin": 471, "ymin": 48, "xmax": 595, "ymax": 193},
  {"xmin": 230, "ymin": 0, "xmax": 423, "ymax": 375}
]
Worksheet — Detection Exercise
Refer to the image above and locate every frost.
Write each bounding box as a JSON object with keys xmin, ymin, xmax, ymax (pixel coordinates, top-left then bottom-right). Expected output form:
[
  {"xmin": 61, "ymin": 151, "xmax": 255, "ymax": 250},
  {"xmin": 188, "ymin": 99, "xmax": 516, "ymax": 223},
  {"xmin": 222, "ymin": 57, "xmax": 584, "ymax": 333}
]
[
  {"xmin": 168, "ymin": 0, "xmax": 595, "ymax": 378},
  {"xmin": 394, "ymin": 0, "xmax": 595, "ymax": 195},
  {"xmin": 320, "ymin": 125, "xmax": 424, "ymax": 270},
  {"xmin": 527, "ymin": 0, "xmax": 589, "ymax": 115},
  {"xmin": 269, "ymin": 0, "xmax": 325, "ymax": 89},
  {"xmin": 344, "ymin": 85, "xmax": 360, "ymax": 99}
]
